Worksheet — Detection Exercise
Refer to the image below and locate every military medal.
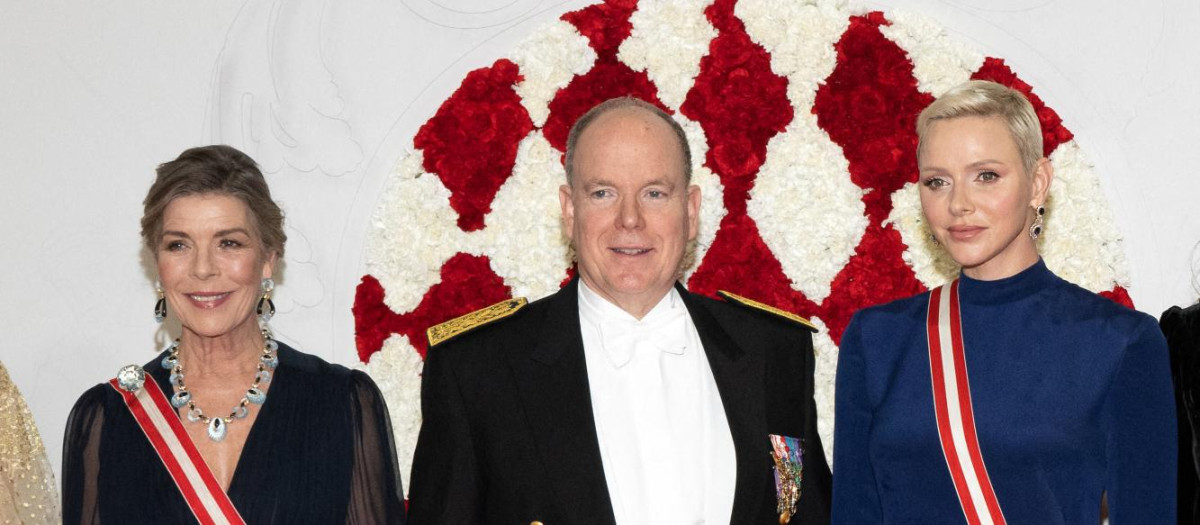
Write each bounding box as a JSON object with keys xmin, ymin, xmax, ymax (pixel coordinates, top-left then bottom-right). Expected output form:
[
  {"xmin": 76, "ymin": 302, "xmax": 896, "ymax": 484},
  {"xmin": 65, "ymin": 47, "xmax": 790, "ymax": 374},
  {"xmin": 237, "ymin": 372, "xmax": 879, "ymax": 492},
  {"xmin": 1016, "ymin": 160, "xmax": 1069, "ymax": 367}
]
[{"xmin": 769, "ymin": 434, "xmax": 804, "ymax": 524}]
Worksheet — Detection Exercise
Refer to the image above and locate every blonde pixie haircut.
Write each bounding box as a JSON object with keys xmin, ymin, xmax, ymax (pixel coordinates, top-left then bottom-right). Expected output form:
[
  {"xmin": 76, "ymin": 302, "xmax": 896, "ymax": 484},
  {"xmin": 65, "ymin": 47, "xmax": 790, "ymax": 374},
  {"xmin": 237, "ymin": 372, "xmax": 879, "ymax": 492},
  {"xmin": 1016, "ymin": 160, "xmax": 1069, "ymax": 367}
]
[{"xmin": 916, "ymin": 80, "xmax": 1044, "ymax": 173}]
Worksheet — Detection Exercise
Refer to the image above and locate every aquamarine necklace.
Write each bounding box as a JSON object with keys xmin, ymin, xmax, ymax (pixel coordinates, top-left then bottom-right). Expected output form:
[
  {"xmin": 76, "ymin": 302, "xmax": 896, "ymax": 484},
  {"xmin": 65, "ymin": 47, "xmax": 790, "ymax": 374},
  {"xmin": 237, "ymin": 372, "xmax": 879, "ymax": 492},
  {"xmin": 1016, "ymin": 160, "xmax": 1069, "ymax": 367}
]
[{"xmin": 160, "ymin": 329, "xmax": 279, "ymax": 442}]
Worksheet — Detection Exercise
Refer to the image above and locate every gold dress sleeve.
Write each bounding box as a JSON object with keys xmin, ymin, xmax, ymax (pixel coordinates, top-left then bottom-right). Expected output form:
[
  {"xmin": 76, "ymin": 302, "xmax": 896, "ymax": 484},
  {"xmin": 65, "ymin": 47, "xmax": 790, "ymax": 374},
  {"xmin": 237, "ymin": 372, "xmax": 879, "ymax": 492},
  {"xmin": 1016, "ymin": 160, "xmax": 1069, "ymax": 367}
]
[{"xmin": 0, "ymin": 361, "xmax": 60, "ymax": 524}]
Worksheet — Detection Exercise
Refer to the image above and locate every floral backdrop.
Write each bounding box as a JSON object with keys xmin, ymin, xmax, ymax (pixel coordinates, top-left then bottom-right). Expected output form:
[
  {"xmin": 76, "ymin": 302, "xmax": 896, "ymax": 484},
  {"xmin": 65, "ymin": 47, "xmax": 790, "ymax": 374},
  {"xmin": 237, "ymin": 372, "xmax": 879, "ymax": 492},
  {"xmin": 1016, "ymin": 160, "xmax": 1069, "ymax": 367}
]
[{"xmin": 351, "ymin": 0, "xmax": 1131, "ymax": 492}]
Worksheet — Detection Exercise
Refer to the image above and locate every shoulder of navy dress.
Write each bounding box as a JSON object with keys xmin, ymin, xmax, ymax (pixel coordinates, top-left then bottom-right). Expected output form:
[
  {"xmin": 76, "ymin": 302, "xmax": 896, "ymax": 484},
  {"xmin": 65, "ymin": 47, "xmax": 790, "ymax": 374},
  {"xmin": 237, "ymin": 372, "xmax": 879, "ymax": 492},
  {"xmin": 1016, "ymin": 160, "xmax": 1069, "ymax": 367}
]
[
  {"xmin": 1050, "ymin": 276, "xmax": 1160, "ymax": 329},
  {"xmin": 715, "ymin": 290, "xmax": 818, "ymax": 332},
  {"xmin": 426, "ymin": 297, "xmax": 530, "ymax": 348},
  {"xmin": 847, "ymin": 289, "xmax": 933, "ymax": 326}
]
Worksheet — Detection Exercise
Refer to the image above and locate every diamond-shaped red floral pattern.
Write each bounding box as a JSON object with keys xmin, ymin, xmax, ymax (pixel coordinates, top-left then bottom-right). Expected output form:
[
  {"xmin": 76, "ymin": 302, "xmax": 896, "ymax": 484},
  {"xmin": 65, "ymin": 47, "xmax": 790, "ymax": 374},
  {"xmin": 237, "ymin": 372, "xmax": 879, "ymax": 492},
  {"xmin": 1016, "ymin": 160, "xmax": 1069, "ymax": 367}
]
[
  {"xmin": 810, "ymin": 13, "xmax": 930, "ymax": 342},
  {"xmin": 681, "ymin": 0, "xmax": 793, "ymax": 215},
  {"xmin": 414, "ymin": 59, "xmax": 533, "ymax": 232},
  {"xmin": 817, "ymin": 13, "xmax": 931, "ymax": 223},
  {"xmin": 352, "ymin": 2, "xmax": 1134, "ymax": 363},
  {"xmin": 682, "ymin": 0, "xmax": 819, "ymax": 323}
]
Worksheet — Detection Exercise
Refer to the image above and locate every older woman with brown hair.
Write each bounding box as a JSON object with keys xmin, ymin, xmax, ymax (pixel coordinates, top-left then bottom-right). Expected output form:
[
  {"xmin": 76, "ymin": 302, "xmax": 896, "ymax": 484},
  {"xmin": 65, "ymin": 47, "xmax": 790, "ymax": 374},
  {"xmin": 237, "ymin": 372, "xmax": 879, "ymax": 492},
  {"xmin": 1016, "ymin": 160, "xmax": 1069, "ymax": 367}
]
[
  {"xmin": 62, "ymin": 145, "xmax": 406, "ymax": 524},
  {"xmin": 832, "ymin": 80, "xmax": 1175, "ymax": 523}
]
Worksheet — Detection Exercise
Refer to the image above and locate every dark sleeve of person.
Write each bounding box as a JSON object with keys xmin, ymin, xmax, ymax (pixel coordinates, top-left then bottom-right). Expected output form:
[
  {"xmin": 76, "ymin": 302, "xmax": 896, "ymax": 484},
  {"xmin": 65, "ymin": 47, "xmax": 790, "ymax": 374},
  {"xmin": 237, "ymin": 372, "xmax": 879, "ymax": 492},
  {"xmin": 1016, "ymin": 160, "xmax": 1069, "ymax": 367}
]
[
  {"xmin": 1161, "ymin": 305, "xmax": 1199, "ymax": 525},
  {"xmin": 61, "ymin": 384, "xmax": 108, "ymax": 525},
  {"xmin": 798, "ymin": 328, "xmax": 832, "ymax": 523},
  {"xmin": 405, "ymin": 344, "xmax": 483, "ymax": 524},
  {"xmin": 344, "ymin": 370, "xmax": 407, "ymax": 524}
]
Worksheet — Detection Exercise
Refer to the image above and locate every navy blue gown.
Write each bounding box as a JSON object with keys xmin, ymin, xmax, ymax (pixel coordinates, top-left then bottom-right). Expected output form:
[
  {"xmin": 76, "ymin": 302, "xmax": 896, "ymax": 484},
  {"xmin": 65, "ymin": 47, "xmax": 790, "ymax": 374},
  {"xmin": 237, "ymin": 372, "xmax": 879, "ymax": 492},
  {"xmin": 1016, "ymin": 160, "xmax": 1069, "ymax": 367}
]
[
  {"xmin": 62, "ymin": 343, "xmax": 406, "ymax": 524},
  {"xmin": 833, "ymin": 260, "xmax": 1175, "ymax": 523}
]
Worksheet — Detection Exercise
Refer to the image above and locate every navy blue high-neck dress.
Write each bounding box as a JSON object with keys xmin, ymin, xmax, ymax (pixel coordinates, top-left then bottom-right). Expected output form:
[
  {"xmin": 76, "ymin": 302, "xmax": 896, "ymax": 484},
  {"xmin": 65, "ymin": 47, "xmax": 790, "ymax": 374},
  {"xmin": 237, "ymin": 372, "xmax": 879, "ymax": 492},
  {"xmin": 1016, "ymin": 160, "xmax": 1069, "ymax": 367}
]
[{"xmin": 832, "ymin": 260, "xmax": 1175, "ymax": 523}]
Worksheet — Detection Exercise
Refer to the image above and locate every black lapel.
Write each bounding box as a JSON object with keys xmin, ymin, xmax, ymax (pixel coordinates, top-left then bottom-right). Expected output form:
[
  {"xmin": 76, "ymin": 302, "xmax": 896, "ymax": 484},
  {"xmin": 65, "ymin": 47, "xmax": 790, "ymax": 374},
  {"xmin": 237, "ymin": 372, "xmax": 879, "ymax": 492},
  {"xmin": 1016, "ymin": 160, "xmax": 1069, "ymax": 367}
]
[
  {"xmin": 509, "ymin": 279, "xmax": 616, "ymax": 524},
  {"xmin": 679, "ymin": 284, "xmax": 771, "ymax": 523}
]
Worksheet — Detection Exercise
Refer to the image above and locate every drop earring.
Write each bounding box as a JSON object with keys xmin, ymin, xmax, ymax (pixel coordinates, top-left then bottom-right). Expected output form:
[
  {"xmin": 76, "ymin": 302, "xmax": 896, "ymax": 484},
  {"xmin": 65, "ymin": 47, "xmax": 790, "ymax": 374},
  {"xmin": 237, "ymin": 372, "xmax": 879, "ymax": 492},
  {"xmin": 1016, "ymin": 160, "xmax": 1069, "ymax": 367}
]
[
  {"xmin": 1029, "ymin": 205, "xmax": 1046, "ymax": 240},
  {"xmin": 257, "ymin": 278, "xmax": 276, "ymax": 323},
  {"xmin": 154, "ymin": 281, "xmax": 167, "ymax": 323}
]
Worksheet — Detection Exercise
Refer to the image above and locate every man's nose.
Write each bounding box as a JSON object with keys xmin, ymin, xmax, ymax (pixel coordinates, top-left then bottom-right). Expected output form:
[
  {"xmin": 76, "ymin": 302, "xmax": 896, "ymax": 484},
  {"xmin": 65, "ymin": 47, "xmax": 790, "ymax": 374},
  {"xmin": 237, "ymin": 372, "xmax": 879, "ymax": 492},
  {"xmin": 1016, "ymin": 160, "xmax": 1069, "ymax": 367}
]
[{"xmin": 616, "ymin": 195, "xmax": 644, "ymax": 230}]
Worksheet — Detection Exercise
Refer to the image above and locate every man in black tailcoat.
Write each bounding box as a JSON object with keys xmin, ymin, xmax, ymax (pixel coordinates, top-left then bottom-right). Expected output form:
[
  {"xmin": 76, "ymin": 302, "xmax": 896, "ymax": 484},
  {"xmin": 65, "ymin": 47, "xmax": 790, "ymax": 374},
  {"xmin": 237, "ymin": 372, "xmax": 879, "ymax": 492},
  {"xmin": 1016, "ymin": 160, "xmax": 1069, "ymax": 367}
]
[{"xmin": 406, "ymin": 97, "xmax": 831, "ymax": 524}]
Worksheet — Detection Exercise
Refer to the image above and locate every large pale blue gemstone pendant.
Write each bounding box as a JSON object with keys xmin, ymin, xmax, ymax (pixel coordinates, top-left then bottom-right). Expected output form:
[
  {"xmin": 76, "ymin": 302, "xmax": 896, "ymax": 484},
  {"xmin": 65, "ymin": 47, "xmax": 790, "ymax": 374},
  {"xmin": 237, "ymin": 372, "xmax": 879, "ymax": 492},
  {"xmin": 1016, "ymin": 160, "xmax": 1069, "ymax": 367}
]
[
  {"xmin": 170, "ymin": 391, "xmax": 191, "ymax": 409},
  {"xmin": 261, "ymin": 354, "xmax": 279, "ymax": 370},
  {"xmin": 160, "ymin": 354, "xmax": 178, "ymax": 370},
  {"xmin": 207, "ymin": 418, "xmax": 227, "ymax": 442},
  {"xmin": 246, "ymin": 388, "xmax": 266, "ymax": 405}
]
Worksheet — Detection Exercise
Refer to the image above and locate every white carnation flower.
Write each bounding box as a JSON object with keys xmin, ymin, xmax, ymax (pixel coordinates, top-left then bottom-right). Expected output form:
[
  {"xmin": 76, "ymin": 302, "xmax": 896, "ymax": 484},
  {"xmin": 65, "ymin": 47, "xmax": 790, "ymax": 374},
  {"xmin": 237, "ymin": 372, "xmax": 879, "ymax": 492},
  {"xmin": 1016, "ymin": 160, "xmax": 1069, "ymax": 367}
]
[
  {"xmin": 618, "ymin": 0, "xmax": 717, "ymax": 110},
  {"xmin": 360, "ymin": 334, "xmax": 424, "ymax": 497},
  {"xmin": 512, "ymin": 20, "xmax": 597, "ymax": 127}
]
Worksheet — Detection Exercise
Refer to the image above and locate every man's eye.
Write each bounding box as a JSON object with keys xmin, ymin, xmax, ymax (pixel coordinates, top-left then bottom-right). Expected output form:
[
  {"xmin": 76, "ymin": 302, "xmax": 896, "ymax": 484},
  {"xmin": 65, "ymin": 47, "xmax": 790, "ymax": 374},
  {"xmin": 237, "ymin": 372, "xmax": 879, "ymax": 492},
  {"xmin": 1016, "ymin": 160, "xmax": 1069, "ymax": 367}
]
[
  {"xmin": 647, "ymin": 190, "xmax": 666, "ymax": 199},
  {"xmin": 590, "ymin": 189, "xmax": 612, "ymax": 199}
]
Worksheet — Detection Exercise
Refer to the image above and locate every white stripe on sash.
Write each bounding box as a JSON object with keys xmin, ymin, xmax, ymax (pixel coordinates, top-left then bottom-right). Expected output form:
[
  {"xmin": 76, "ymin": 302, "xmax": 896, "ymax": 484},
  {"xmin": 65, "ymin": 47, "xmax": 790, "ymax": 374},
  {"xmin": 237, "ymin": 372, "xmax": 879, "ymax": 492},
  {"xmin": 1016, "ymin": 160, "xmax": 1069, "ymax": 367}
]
[
  {"xmin": 926, "ymin": 281, "xmax": 1006, "ymax": 525},
  {"xmin": 110, "ymin": 376, "xmax": 246, "ymax": 525}
]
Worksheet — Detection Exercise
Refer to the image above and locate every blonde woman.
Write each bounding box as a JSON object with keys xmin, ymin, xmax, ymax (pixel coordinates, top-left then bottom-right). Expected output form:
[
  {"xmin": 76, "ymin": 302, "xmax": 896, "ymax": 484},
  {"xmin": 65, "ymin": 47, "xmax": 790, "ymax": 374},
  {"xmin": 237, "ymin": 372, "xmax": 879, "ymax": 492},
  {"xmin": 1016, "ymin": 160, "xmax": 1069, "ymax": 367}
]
[{"xmin": 832, "ymin": 81, "xmax": 1175, "ymax": 523}]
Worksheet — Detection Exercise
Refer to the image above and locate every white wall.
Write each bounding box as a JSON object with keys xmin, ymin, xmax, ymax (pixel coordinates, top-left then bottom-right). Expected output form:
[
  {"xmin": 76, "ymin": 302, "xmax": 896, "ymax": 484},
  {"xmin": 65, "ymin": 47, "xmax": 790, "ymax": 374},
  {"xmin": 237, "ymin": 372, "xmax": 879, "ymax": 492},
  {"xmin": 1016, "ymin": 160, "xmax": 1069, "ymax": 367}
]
[{"xmin": 2, "ymin": 0, "xmax": 1197, "ymax": 484}]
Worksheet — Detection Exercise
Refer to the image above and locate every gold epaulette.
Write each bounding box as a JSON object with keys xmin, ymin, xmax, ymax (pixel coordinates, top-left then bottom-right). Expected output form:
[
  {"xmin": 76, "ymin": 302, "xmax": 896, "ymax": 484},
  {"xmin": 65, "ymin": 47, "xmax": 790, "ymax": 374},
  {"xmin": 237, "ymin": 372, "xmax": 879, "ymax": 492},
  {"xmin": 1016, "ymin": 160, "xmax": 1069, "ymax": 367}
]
[
  {"xmin": 716, "ymin": 290, "xmax": 818, "ymax": 332},
  {"xmin": 426, "ymin": 297, "xmax": 528, "ymax": 347}
]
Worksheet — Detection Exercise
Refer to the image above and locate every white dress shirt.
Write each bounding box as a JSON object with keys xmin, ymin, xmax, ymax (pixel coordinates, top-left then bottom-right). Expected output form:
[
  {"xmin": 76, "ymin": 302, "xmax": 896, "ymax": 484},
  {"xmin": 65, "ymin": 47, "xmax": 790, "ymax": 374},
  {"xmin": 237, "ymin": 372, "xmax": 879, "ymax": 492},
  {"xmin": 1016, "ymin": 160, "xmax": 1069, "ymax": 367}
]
[{"xmin": 578, "ymin": 281, "xmax": 736, "ymax": 525}]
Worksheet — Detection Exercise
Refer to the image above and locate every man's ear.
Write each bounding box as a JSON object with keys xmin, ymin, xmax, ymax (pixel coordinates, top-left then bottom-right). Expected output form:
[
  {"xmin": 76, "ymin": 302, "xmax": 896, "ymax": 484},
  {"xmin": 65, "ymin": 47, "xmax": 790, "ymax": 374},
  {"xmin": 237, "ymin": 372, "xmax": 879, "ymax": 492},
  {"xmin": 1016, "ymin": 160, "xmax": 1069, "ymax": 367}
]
[
  {"xmin": 559, "ymin": 184, "xmax": 575, "ymax": 243},
  {"xmin": 686, "ymin": 184, "xmax": 701, "ymax": 241}
]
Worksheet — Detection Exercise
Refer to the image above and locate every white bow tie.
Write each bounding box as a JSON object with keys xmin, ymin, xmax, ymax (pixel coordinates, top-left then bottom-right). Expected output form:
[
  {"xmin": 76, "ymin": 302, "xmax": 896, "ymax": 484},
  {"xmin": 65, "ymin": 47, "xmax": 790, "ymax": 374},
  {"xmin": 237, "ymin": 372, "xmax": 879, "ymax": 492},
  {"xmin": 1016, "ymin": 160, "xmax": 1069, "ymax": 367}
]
[{"xmin": 598, "ymin": 308, "xmax": 689, "ymax": 368}]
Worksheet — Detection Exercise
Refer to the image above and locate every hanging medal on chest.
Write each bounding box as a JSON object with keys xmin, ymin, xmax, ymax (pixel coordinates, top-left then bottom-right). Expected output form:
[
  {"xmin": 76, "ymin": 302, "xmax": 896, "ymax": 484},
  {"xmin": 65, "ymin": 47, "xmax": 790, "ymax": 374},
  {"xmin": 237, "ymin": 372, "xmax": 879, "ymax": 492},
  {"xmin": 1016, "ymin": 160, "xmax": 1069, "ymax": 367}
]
[{"xmin": 769, "ymin": 433, "xmax": 804, "ymax": 524}]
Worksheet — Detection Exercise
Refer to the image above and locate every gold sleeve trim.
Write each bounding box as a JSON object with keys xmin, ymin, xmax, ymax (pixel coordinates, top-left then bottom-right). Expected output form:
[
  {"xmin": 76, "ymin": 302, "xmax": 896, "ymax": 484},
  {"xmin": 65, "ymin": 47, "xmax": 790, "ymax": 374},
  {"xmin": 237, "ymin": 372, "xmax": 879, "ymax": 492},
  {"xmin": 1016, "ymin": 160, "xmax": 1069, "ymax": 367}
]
[
  {"xmin": 716, "ymin": 290, "xmax": 818, "ymax": 332},
  {"xmin": 426, "ymin": 297, "xmax": 529, "ymax": 347}
]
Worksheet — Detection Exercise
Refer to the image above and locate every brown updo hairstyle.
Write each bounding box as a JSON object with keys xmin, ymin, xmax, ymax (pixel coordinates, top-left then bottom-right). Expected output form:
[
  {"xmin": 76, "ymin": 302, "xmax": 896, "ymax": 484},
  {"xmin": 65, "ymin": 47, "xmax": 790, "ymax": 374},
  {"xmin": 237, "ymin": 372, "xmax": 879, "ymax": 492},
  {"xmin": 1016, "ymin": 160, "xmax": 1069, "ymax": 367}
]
[{"xmin": 140, "ymin": 145, "xmax": 286, "ymax": 259}]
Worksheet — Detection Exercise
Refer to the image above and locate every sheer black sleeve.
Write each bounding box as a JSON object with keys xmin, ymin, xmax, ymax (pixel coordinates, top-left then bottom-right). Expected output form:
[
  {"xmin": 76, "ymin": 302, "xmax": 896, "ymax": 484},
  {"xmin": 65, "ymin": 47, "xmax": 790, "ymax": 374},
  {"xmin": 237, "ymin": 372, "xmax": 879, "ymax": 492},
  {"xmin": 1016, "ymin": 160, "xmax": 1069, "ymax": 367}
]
[
  {"xmin": 344, "ymin": 370, "xmax": 406, "ymax": 524},
  {"xmin": 1162, "ymin": 305, "xmax": 1200, "ymax": 524},
  {"xmin": 61, "ymin": 384, "xmax": 108, "ymax": 525}
]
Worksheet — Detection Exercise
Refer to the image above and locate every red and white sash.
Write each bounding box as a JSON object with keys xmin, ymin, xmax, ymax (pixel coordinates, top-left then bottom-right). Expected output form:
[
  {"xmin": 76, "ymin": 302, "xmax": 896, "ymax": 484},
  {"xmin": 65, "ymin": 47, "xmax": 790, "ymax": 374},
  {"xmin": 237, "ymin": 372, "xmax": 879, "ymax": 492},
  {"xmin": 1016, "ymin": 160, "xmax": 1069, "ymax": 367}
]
[
  {"xmin": 926, "ymin": 280, "xmax": 1006, "ymax": 525},
  {"xmin": 109, "ymin": 375, "xmax": 246, "ymax": 525}
]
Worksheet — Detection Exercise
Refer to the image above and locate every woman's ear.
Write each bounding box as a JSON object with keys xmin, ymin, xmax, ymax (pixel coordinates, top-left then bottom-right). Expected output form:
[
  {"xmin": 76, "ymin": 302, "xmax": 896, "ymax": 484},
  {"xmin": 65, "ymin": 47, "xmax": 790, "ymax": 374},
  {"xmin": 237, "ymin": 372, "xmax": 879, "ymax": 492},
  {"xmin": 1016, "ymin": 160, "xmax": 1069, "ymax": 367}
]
[
  {"xmin": 261, "ymin": 250, "xmax": 278, "ymax": 281},
  {"xmin": 1030, "ymin": 157, "xmax": 1054, "ymax": 207}
]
